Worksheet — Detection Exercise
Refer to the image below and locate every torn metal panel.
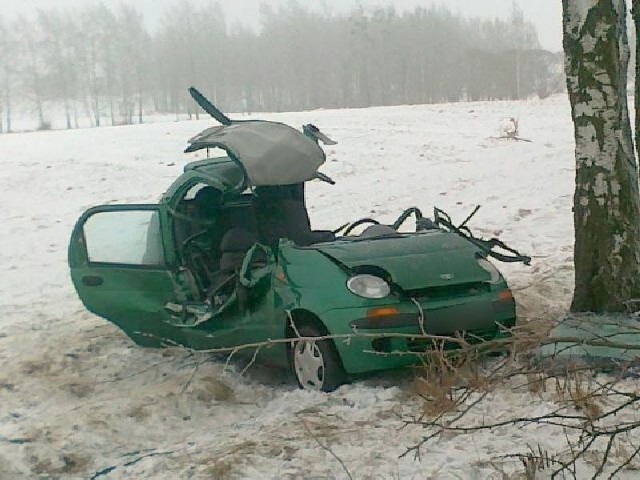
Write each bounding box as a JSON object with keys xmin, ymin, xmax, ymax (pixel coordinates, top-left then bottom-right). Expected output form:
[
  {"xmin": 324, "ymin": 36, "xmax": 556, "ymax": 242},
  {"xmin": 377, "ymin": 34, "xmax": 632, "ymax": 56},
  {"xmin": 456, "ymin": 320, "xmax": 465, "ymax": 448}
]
[{"xmin": 540, "ymin": 314, "xmax": 640, "ymax": 364}]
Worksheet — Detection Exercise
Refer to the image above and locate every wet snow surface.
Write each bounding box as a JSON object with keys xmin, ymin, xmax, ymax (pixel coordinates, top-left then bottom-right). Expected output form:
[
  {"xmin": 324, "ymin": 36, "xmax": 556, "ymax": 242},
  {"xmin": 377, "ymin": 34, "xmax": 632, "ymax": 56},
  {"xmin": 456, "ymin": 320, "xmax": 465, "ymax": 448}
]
[{"xmin": 0, "ymin": 96, "xmax": 625, "ymax": 478}]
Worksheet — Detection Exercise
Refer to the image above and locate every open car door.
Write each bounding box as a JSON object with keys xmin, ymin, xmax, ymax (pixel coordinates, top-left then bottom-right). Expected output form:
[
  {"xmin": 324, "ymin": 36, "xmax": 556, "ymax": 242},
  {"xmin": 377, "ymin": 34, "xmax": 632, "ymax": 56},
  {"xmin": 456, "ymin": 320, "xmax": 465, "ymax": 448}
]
[{"xmin": 68, "ymin": 204, "xmax": 190, "ymax": 347}]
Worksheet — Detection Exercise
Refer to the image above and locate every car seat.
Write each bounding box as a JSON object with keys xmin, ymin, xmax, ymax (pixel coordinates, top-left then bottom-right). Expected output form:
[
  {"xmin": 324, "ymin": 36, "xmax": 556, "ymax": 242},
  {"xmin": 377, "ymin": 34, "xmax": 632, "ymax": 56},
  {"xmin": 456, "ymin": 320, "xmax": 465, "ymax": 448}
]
[
  {"xmin": 207, "ymin": 227, "xmax": 259, "ymax": 305},
  {"xmin": 256, "ymin": 197, "xmax": 334, "ymax": 247}
]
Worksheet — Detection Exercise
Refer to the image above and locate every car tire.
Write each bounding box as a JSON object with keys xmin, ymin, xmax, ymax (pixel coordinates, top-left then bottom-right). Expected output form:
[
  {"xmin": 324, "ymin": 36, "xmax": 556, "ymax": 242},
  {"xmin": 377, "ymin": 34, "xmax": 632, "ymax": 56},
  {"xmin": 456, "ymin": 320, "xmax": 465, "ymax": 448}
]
[{"xmin": 288, "ymin": 324, "xmax": 347, "ymax": 392}]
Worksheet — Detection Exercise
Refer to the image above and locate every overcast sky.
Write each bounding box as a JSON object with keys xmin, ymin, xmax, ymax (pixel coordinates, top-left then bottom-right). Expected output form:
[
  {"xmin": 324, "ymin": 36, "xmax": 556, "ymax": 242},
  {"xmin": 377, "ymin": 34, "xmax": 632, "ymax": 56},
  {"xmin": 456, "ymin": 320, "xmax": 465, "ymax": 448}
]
[{"xmin": 0, "ymin": 0, "xmax": 563, "ymax": 51}]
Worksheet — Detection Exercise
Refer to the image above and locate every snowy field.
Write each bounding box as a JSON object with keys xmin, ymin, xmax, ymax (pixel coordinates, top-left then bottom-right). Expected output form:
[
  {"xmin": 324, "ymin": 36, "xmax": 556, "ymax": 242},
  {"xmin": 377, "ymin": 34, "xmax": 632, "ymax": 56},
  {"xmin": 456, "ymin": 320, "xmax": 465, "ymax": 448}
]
[{"xmin": 0, "ymin": 95, "xmax": 613, "ymax": 478}]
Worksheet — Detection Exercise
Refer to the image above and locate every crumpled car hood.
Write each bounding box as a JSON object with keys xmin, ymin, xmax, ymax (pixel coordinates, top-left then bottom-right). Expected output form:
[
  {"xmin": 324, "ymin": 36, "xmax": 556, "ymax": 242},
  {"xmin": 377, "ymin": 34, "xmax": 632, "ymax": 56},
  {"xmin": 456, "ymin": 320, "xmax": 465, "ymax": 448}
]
[{"xmin": 313, "ymin": 231, "xmax": 491, "ymax": 291}]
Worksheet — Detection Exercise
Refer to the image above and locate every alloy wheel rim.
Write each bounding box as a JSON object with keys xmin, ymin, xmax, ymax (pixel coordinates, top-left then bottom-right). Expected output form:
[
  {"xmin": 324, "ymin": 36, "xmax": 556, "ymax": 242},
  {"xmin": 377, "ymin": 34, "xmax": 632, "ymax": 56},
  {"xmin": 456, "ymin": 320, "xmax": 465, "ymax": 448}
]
[{"xmin": 293, "ymin": 339, "xmax": 325, "ymax": 390}]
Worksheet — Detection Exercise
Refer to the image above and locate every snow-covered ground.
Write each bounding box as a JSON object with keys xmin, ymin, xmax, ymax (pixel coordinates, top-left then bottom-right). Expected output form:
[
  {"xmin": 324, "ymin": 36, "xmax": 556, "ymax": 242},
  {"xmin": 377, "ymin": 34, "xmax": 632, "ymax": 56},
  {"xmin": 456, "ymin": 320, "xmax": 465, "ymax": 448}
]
[{"xmin": 0, "ymin": 95, "xmax": 612, "ymax": 478}]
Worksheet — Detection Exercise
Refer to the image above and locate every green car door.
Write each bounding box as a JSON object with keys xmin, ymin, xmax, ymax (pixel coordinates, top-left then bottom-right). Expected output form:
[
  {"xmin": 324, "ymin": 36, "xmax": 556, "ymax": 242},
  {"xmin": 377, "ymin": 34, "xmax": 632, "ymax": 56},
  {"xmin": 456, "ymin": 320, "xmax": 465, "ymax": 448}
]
[{"xmin": 68, "ymin": 204, "xmax": 195, "ymax": 347}]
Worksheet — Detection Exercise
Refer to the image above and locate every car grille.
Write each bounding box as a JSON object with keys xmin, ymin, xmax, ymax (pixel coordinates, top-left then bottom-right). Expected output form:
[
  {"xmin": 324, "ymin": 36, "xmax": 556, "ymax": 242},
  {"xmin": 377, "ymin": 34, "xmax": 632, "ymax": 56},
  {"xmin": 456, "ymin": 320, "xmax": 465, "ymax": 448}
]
[{"xmin": 403, "ymin": 282, "xmax": 489, "ymax": 301}]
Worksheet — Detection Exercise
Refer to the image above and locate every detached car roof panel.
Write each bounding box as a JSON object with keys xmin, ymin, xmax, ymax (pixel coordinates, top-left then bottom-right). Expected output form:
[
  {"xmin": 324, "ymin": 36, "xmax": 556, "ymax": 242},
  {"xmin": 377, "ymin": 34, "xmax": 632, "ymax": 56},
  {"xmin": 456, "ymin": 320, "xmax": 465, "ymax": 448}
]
[{"xmin": 185, "ymin": 120, "xmax": 326, "ymax": 187}]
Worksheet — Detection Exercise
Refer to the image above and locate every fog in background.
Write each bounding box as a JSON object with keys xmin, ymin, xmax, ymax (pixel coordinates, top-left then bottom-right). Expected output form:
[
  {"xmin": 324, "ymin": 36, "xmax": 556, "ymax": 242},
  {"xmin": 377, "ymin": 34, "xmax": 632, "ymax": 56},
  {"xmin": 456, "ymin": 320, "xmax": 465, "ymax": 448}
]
[
  {"xmin": 0, "ymin": 1, "xmax": 564, "ymax": 132},
  {"xmin": 0, "ymin": 0, "xmax": 563, "ymax": 50}
]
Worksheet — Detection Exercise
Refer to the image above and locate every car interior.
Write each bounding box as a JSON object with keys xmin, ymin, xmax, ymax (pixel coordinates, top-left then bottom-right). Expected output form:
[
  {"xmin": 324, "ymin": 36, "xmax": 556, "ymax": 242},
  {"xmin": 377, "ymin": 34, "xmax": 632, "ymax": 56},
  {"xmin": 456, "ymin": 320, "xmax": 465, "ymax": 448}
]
[{"xmin": 171, "ymin": 182, "xmax": 336, "ymax": 305}]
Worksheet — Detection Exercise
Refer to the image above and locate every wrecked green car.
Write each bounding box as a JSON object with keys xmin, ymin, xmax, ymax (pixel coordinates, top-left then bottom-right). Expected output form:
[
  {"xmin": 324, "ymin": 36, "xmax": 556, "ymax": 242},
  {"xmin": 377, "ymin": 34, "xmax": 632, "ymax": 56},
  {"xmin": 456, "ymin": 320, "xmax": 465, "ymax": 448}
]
[{"xmin": 69, "ymin": 88, "xmax": 530, "ymax": 391}]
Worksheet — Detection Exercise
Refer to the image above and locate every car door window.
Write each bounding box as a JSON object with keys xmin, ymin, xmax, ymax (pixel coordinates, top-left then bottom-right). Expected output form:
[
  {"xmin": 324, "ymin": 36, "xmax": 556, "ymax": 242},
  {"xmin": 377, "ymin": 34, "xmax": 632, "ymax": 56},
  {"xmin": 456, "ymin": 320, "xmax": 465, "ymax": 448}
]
[{"xmin": 83, "ymin": 210, "xmax": 164, "ymax": 265}]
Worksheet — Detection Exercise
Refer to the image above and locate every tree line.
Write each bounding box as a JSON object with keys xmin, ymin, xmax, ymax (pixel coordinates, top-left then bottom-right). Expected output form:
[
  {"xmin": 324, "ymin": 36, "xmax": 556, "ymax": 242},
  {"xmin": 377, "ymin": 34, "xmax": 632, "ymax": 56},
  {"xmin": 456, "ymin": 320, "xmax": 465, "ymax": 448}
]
[{"xmin": 0, "ymin": 1, "xmax": 560, "ymax": 132}]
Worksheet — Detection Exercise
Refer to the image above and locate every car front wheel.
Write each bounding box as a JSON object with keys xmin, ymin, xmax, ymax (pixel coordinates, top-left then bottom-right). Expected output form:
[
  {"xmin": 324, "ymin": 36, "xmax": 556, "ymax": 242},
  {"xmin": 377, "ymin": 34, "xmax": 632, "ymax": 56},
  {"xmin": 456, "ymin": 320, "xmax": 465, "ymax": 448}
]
[{"xmin": 289, "ymin": 324, "xmax": 346, "ymax": 392}]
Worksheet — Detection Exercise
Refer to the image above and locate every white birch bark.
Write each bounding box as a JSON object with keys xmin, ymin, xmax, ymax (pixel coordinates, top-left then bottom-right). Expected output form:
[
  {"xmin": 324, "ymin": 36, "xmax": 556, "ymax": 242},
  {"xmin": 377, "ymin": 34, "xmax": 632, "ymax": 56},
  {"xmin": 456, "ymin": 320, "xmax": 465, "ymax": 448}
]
[{"xmin": 563, "ymin": 0, "xmax": 640, "ymax": 311}]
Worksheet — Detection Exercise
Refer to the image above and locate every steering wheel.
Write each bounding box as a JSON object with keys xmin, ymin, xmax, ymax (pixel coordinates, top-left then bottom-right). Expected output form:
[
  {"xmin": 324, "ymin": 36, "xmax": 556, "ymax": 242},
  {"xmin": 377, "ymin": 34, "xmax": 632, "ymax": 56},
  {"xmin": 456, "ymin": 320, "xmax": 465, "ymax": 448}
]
[
  {"xmin": 342, "ymin": 218, "xmax": 380, "ymax": 236},
  {"xmin": 181, "ymin": 231, "xmax": 217, "ymax": 285},
  {"xmin": 181, "ymin": 230, "xmax": 210, "ymax": 256}
]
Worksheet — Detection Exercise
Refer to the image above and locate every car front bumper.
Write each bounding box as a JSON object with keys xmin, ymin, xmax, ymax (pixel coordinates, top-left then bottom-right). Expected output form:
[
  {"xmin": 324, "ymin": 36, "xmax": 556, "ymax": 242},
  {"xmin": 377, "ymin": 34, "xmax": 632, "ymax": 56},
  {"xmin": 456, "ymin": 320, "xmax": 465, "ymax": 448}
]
[{"xmin": 322, "ymin": 291, "xmax": 516, "ymax": 375}]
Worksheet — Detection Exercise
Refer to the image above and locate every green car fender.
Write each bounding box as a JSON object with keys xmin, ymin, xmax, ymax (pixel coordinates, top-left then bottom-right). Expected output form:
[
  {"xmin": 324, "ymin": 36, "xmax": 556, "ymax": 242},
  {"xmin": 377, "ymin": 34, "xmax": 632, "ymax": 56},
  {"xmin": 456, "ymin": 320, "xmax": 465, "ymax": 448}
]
[
  {"xmin": 275, "ymin": 243, "xmax": 407, "ymax": 373},
  {"xmin": 276, "ymin": 242, "xmax": 398, "ymax": 317}
]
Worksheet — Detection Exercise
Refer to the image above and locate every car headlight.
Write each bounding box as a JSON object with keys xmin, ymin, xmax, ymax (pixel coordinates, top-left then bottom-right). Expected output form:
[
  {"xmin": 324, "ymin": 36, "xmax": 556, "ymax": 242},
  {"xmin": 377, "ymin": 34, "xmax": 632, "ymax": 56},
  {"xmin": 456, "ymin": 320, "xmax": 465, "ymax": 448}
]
[
  {"xmin": 347, "ymin": 274, "xmax": 390, "ymax": 299},
  {"xmin": 477, "ymin": 258, "xmax": 502, "ymax": 284}
]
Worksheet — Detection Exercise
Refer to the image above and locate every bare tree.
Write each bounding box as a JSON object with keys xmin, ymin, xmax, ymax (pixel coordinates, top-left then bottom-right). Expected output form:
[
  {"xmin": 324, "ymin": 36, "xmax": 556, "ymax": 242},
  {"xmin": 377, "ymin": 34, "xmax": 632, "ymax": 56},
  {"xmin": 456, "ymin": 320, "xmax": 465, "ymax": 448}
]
[
  {"xmin": 17, "ymin": 15, "xmax": 48, "ymax": 129},
  {"xmin": 92, "ymin": 5, "xmax": 118, "ymax": 126},
  {"xmin": 114, "ymin": 5, "xmax": 150, "ymax": 124},
  {"xmin": 155, "ymin": 0, "xmax": 205, "ymax": 119},
  {"xmin": 0, "ymin": 16, "xmax": 15, "ymax": 133},
  {"xmin": 75, "ymin": 7, "xmax": 105, "ymax": 127},
  {"xmin": 38, "ymin": 10, "xmax": 78, "ymax": 129}
]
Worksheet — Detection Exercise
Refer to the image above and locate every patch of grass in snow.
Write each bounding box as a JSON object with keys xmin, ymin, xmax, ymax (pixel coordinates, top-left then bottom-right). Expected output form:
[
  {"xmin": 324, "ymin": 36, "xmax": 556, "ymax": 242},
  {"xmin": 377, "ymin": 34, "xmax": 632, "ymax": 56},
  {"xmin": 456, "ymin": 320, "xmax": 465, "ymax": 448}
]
[
  {"xmin": 550, "ymin": 371, "xmax": 603, "ymax": 421},
  {"xmin": 30, "ymin": 451, "xmax": 92, "ymax": 477},
  {"xmin": 62, "ymin": 382, "xmax": 95, "ymax": 398},
  {"xmin": 203, "ymin": 458, "xmax": 236, "ymax": 479},
  {"xmin": 412, "ymin": 342, "xmax": 497, "ymax": 417},
  {"xmin": 190, "ymin": 376, "xmax": 235, "ymax": 403},
  {"xmin": 199, "ymin": 441, "xmax": 257, "ymax": 479},
  {"xmin": 126, "ymin": 403, "xmax": 151, "ymax": 421}
]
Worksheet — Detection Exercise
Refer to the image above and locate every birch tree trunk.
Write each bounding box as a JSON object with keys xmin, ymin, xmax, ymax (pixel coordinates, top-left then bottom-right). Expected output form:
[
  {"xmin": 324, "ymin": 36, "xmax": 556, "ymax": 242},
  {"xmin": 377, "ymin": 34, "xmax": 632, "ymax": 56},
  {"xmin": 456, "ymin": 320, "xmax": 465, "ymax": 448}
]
[
  {"xmin": 632, "ymin": 0, "xmax": 640, "ymax": 151},
  {"xmin": 563, "ymin": 0, "xmax": 640, "ymax": 312}
]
